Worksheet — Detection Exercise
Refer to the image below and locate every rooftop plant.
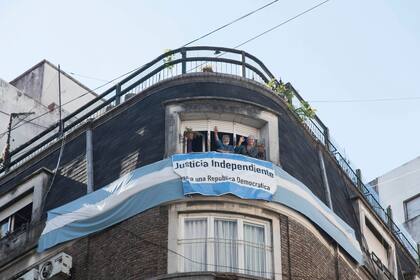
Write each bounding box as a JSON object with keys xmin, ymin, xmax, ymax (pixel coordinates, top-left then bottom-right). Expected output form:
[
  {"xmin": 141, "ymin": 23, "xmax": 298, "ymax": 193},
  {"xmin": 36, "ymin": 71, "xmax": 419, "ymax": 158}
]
[{"xmin": 266, "ymin": 78, "xmax": 316, "ymax": 121}]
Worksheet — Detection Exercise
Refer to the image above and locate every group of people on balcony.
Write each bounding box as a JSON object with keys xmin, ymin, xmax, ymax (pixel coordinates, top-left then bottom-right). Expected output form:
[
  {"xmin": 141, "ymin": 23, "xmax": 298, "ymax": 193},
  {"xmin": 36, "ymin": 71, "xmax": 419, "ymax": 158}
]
[{"xmin": 186, "ymin": 126, "xmax": 266, "ymax": 160}]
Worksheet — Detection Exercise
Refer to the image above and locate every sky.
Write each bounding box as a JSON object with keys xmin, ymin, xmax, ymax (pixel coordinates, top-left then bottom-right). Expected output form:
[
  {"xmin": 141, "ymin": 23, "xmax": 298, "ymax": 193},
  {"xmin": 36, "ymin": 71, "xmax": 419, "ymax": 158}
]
[{"xmin": 0, "ymin": 0, "xmax": 419, "ymax": 181}]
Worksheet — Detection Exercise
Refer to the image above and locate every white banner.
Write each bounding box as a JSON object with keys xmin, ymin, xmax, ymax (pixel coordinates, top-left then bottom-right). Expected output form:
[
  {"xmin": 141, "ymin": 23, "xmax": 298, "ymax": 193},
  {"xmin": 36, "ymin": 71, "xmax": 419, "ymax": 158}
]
[{"xmin": 172, "ymin": 152, "xmax": 276, "ymax": 200}]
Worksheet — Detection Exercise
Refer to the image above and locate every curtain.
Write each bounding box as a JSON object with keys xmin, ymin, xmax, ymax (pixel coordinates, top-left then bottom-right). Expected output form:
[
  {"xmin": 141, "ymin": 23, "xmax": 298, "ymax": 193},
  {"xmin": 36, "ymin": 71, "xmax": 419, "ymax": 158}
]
[
  {"xmin": 214, "ymin": 219, "xmax": 238, "ymax": 272},
  {"xmin": 184, "ymin": 219, "xmax": 207, "ymax": 272},
  {"xmin": 244, "ymin": 223, "xmax": 268, "ymax": 277}
]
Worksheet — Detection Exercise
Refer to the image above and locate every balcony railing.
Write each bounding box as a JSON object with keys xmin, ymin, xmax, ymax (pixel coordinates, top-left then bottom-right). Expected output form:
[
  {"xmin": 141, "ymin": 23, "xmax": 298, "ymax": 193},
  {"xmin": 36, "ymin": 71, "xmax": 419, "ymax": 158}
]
[
  {"xmin": 370, "ymin": 252, "xmax": 395, "ymax": 280},
  {"xmin": 0, "ymin": 46, "xmax": 418, "ymax": 263}
]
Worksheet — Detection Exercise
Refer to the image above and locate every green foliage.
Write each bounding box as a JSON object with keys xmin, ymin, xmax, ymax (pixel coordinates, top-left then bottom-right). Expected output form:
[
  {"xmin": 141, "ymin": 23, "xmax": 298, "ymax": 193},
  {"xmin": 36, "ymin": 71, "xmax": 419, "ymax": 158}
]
[
  {"xmin": 163, "ymin": 49, "xmax": 174, "ymax": 70},
  {"xmin": 294, "ymin": 100, "xmax": 317, "ymax": 121},
  {"xmin": 266, "ymin": 78, "xmax": 316, "ymax": 121},
  {"xmin": 266, "ymin": 79, "xmax": 294, "ymax": 105}
]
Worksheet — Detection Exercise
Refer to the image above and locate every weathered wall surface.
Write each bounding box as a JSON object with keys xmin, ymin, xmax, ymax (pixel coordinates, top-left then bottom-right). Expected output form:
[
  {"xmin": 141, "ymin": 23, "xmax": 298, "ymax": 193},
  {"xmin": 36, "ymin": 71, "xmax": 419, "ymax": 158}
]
[
  {"xmin": 0, "ymin": 78, "xmax": 60, "ymax": 152},
  {"xmin": 62, "ymin": 206, "xmax": 168, "ymax": 280}
]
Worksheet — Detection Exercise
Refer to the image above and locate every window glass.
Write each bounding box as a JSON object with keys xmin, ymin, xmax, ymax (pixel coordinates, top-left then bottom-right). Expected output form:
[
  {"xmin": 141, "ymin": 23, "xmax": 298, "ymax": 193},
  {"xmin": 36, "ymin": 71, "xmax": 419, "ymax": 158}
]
[
  {"xmin": 405, "ymin": 196, "xmax": 420, "ymax": 221},
  {"xmin": 244, "ymin": 223, "xmax": 266, "ymax": 277},
  {"xmin": 183, "ymin": 219, "xmax": 207, "ymax": 272},
  {"xmin": 214, "ymin": 219, "xmax": 238, "ymax": 272},
  {"xmin": 179, "ymin": 214, "xmax": 272, "ymax": 277}
]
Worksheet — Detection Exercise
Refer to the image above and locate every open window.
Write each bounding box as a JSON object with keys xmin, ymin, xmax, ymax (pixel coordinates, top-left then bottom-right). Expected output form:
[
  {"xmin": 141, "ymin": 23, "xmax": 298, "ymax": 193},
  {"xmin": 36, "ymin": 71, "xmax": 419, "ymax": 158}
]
[
  {"xmin": 358, "ymin": 200, "xmax": 397, "ymax": 278},
  {"xmin": 165, "ymin": 100, "xmax": 279, "ymax": 164},
  {"xmin": 181, "ymin": 120, "xmax": 261, "ymax": 153},
  {"xmin": 0, "ymin": 193, "xmax": 33, "ymax": 238},
  {"xmin": 0, "ymin": 169, "xmax": 51, "ymax": 239}
]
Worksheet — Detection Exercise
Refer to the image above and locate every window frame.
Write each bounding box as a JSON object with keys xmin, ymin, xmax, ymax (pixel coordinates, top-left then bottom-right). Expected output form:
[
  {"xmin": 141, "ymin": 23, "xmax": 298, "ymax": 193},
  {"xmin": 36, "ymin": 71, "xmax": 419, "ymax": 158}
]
[
  {"xmin": 180, "ymin": 120, "xmax": 261, "ymax": 154},
  {"xmin": 178, "ymin": 212, "xmax": 273, "ymax": 278},
  {"xmin": 357, "ymin": 200, "xmax": 397, "ymax": 278},
  {"xmin": 404, "ymin": 193, "xmax": 420, "ymax": 222},
  {"xmin": 164, "ymin": 101, "xmax": 280, "ymax": 164}
]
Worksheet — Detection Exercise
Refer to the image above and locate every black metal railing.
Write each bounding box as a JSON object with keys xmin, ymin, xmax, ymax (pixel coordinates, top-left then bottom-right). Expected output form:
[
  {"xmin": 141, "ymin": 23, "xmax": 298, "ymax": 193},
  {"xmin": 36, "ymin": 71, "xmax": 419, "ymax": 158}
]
[
  {"xmin": 0, "ymin": 46, "xmax": 418, "ymax": 263},
  {"xmin": 370, "ymin": 252, "xmax": 395, "ymax": 280}
]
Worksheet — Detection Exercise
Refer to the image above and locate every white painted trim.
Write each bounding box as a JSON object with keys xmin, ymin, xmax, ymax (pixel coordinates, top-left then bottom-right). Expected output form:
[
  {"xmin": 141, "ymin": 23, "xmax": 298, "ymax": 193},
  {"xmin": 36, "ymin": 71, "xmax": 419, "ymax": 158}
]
[
  {"xmin": 0, "ymin": 193, "xmax": 33, "ymax": 222},
  {"xmin": 165, "ymin": 103, "xmax": 279, "ymax": 164},
  {"xmin": 357, "ymin": 199, "xmax": 398, "ymax": 279},
  {"xmin": 168, "ymin": 200, "xmax": 283, "ymax": 279}
]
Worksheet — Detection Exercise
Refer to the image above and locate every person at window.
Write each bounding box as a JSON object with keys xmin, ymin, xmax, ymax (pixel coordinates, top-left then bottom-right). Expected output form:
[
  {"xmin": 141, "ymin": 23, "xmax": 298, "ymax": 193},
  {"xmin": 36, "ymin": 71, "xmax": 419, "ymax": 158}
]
[
  {"xmin": 257, "ymin": 143, "xmax": 266, "ymax": 160},
  {"xmin": 214, "ymin": 126, "xmax": 235, "ymax": 153},
  {"xmin": 236, "ymin": 135, "xmax": 258, "ymax": 158}
]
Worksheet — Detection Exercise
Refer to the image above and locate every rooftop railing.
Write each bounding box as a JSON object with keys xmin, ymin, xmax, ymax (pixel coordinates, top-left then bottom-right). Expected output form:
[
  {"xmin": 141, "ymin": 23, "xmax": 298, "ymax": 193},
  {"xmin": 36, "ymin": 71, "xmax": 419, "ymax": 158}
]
[{"xmin": 0, "ymin": 46, "xmax": 418, "ymax": 262}]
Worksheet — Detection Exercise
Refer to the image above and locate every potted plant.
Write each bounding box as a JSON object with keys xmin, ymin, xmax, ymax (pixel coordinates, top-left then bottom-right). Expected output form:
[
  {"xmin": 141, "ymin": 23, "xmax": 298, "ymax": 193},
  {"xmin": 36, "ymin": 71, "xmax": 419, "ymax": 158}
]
[{"xmin": 202, "ymin": 65, "xmax": 214, "ymax": 73}]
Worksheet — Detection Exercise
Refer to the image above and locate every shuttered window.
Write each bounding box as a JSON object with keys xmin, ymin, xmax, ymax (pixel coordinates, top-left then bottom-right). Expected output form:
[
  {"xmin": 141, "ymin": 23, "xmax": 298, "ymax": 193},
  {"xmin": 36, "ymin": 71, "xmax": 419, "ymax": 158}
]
[{"xmin": 405, "ymin": 195, "xmax": 420, "ymax": 221}]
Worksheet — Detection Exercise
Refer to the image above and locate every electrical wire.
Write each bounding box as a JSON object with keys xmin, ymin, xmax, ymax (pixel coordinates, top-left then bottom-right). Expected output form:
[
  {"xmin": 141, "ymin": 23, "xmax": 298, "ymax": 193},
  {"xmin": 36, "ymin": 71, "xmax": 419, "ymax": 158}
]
[
  {"xmin": 233, "ymin": 0, "xmax": 331, "ymax": 49},
  {"xmin": 0, "ymin": 1, "xmax": 331, "ymax": 149},
  {"xmin": 187, "ymin": 0, "xmax": 331, "ymax": 73},
  {"xmin": 0, "ymin": 0, "xmax": 278, "ymax": 138},
  {"xmin": 68, "ymin": 72, "xmax": 109, "ymax": 83},
  {"xmin": 39, "ymin": 132, "xmax": 66, "ymax": 215},
  {"xmin": 182, "ymin": 0, "xmax": 280, "ymax": 47}
]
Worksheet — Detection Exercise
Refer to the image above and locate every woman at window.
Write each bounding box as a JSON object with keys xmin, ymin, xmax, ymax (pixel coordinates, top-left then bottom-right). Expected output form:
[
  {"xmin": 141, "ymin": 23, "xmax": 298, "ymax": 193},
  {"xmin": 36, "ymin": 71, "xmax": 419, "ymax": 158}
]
[{"xmin": 236, "ymin": 135, "xmax": 258, "ymax": 158}]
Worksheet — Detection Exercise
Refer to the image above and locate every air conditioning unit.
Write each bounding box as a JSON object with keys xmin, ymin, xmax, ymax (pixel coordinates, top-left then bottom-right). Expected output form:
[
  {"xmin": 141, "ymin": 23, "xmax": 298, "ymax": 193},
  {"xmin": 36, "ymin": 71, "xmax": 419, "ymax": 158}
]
[
  {"xmin": 16, "ymin": 268, "xmax": 39, "ymax": 280},
  {"xmin": 38, "ymin": 252, "xmax": 72, "ymax": 280}
]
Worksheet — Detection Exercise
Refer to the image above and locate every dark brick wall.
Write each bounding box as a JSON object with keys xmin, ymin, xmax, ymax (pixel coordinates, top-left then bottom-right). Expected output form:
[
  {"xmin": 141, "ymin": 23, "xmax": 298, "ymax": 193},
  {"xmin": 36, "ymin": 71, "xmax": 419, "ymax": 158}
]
[
  {"xmin": 279, "ymin": 213, "xmax": 370, "ymax": 280},
  {"xmin": 63, "ymin": 205, "xmax": 168, "ymax": 280}
]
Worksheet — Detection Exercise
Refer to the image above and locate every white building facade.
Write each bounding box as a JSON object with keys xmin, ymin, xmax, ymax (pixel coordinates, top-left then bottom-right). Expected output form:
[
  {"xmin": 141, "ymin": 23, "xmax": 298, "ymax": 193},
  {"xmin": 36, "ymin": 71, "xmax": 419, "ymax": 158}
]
[
  {"xmin": 0, "ymin": 60, "xmax": 99, "ymax": 154},
  {"xmin": 372, "ymin": 156, "xmax": 420, "ymax": 244}
]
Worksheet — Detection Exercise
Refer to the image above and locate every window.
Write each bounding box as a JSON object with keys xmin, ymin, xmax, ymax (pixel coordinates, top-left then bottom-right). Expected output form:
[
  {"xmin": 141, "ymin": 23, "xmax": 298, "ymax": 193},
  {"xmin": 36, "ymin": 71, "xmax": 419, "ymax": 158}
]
[
  {"xmin": 178, "ymin": 213, "xmax": 272, "ymax": 278},
  {"xmin": 358, "ymin": 200, "xmax": 397, "ymax": 278},
  {"xmin": 404, "ymin": 194, "xmax": 420, "ymax": 221},
  {"xmin": 0, "ymin": 192, "xmax": 33, "ymax": 239},
  {"xmin": 364, "ymin": 218, "xmax": 389, "ymax": 266},
  {"xmin": 181, "ymin": 120, "xmax": 261, "ymax": 153}
]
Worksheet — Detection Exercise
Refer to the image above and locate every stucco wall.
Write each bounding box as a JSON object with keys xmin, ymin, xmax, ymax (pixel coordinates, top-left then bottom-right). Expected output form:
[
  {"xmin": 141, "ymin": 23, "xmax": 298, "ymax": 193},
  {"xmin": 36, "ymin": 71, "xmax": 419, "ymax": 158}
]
[
  {"xmin": 0, "ymin": 78, "xmax": 60, "ymax": 152},
  {"xmin": 376, "ymin": 156, "xmax": 420, "ymax": 243}
]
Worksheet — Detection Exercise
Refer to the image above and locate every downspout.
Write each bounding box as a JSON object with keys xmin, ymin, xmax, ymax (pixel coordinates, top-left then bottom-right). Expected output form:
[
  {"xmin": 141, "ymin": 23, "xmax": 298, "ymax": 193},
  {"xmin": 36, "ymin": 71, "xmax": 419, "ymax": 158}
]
[
  {"xmin": 318, "ymin": 145, "xmax": 333, "ymax": 210},
  {"xmin": 86, "ymin": 119, "xmax": 94, "ymax": 193}
]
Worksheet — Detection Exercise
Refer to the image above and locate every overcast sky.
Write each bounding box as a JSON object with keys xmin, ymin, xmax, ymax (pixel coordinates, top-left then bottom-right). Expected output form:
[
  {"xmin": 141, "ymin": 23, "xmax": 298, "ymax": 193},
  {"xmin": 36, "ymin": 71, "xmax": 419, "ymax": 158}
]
[{"xmin": 1, "ymin": 0, "xmax": 419, "ymax": 181}]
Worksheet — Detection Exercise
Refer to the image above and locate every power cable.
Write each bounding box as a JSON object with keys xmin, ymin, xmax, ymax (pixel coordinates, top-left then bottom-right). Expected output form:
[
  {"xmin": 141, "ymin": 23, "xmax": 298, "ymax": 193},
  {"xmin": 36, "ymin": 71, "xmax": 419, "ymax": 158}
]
[
  {"xmin": 1, "ymin": 1, "xmax": 330, "ymax": 151},
  {"xmin": 0, "ymin": 2, "xmax": 281, "ymax": 139},
  {"xmin": 233, "ymin": 0, "xmax": 330, "ymax": 49},
  {"xmin": 182, "ymin": 0, "xmax": 280, "ymax": 47},
  {"xmin": 187, "ymin": 0, "xmax": 331, "ymax": 73},
  {"xmin": 68, "ymin": 72, "xmax": 109, "ymax": 83},
  {"xmin": 39, "ymin": 131, "xmax": 66, "ymax": 215}
]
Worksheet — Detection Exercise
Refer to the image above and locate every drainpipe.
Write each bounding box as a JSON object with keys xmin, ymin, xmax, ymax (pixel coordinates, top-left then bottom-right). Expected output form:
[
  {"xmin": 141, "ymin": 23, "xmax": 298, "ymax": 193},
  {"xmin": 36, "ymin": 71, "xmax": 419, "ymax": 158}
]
[
  {"xmin": 318, "ymin": 146, "xmax": 333, "ymax": 210},
  {"xmin": 86, "ymin": 119, "xmax": 94, "ymax": 193}
]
